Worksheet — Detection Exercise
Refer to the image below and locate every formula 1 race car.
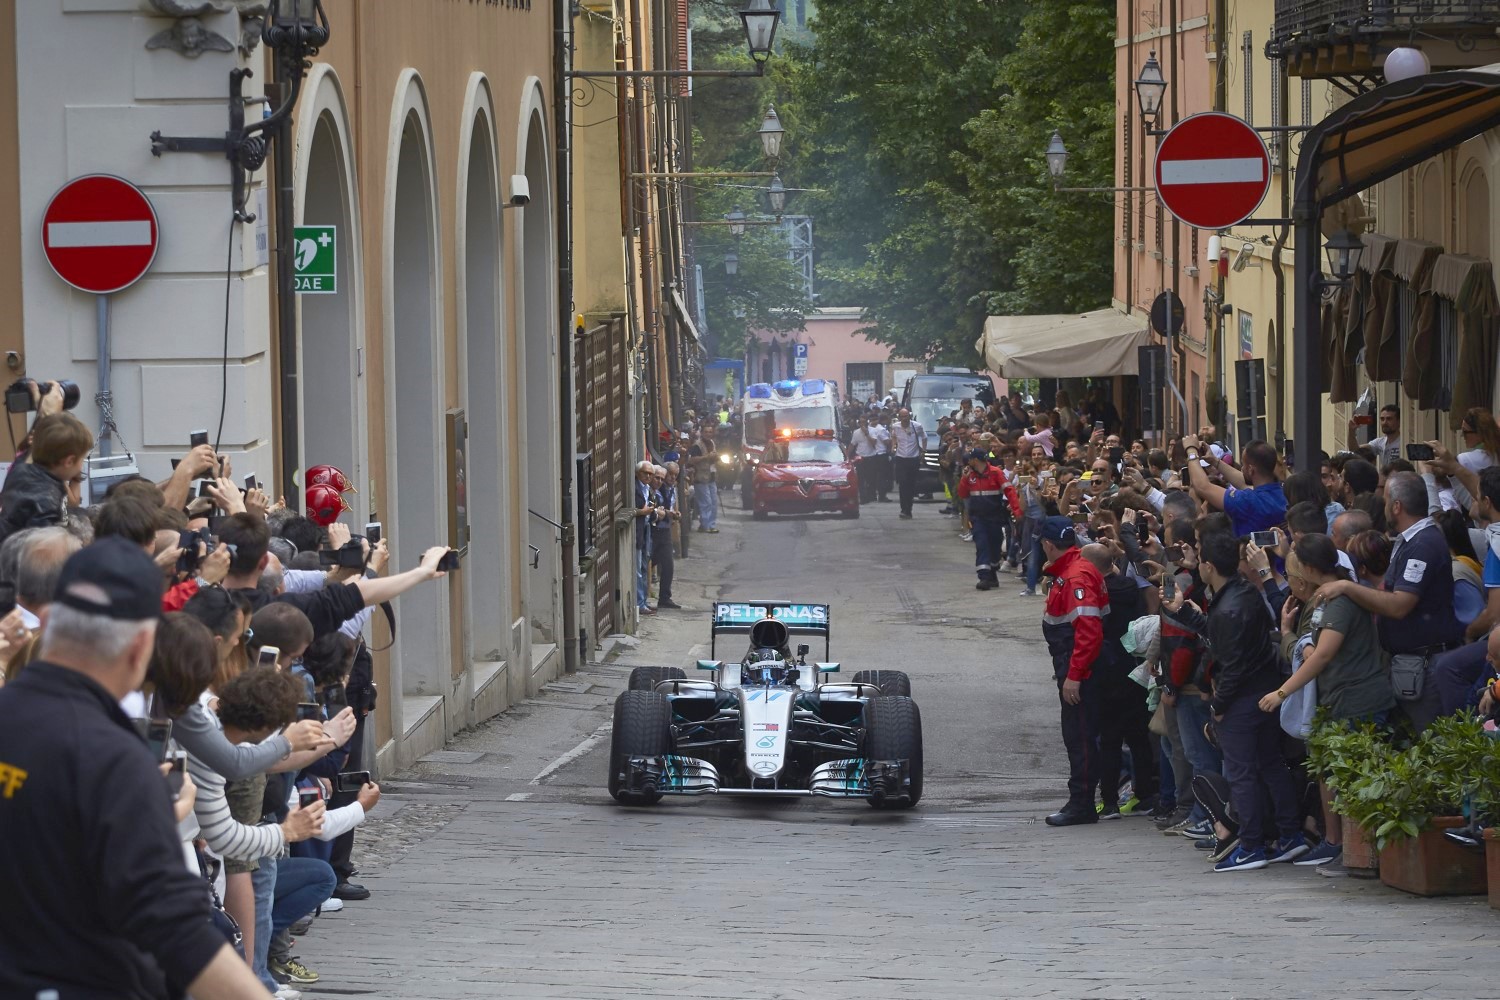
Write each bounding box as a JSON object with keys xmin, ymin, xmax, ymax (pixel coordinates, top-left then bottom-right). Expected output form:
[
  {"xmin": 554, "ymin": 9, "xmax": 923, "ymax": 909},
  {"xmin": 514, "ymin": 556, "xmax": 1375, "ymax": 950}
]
[{"xmin": 607, "ymin": 601, "xmax": 922, "ymax": 808}]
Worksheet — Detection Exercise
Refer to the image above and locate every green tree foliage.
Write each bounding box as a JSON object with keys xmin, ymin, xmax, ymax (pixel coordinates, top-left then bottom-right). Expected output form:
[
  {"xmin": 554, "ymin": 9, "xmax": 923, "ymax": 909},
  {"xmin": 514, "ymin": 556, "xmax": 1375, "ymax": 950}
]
[
  {"xmin": 771, "ymin": 0, "xmax": 1115, "ymax": 363},
  {"xmin": 687, "ymin": 1, "xmax": 812, "ymax": 355}
]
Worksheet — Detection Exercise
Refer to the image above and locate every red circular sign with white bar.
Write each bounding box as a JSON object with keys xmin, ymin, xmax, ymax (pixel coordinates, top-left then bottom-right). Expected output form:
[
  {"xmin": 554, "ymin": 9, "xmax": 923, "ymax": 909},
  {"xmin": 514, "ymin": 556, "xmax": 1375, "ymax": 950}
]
[
  {"xmin": 41, "ymin": 174, "xmax": 160, "ymax": 295},
  {"xmin": 1153, "ymin": 112, "xmax": 1271, "ymax": 231}
]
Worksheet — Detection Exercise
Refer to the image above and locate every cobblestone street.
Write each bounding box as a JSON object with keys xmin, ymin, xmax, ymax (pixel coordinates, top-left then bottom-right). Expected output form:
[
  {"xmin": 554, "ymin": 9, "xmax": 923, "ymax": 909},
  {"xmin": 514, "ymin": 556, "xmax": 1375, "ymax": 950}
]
[{"xmin": 302, "ymin": 500, "xmax": 1499, "ymax": 999}]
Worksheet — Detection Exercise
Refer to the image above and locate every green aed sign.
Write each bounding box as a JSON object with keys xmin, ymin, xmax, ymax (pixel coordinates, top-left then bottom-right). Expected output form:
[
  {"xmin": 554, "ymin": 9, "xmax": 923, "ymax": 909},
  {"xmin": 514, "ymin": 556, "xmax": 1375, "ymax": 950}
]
[{"xmin": 293, "ymin": 225, "xmax": 336, "ymax": 294}]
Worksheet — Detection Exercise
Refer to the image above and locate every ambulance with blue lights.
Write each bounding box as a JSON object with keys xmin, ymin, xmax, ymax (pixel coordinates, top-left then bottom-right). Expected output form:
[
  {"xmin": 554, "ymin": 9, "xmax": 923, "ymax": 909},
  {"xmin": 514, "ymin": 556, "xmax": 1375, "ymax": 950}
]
[{"xmin": 736, "ymin": 378, "xmax": 842, "ymax": 498}]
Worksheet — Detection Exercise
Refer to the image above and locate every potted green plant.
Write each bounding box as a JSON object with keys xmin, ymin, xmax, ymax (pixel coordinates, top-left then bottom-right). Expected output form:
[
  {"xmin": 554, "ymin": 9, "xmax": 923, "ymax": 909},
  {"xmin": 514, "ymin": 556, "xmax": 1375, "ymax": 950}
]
[
  {"xmin": 1471, "ymin": 729, "xmax": 1500, "ymax": 909},
  {"xmin": 1338, "ymin": 713, "xmax": 1488, "ymax": 897},
  {"xmin": 1305, "ymin": 716, "xmax": 1384, "ymax": 875}
]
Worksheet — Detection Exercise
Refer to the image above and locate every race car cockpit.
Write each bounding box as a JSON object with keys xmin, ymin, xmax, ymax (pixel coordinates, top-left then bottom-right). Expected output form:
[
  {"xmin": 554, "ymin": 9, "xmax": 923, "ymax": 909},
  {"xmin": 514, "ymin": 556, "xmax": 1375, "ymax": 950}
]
[{"xmin": 740, "ymin": 618, "xmax": 799, "ymax": 686}]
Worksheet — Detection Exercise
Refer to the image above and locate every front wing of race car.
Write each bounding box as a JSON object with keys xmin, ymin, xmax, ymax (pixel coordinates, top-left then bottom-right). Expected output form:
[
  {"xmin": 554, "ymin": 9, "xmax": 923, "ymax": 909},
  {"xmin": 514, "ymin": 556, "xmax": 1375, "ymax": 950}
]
[{"xmin": 613, "ymin": 753, "xmax": 916, "ymax": 801}]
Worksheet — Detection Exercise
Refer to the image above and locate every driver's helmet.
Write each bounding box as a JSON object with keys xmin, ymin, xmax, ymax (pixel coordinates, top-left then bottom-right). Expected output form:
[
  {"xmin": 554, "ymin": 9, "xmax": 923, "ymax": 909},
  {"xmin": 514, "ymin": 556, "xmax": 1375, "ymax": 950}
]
[{"xmin": 743, "ymin": 647, "xmax": 789, "ymax": 685}]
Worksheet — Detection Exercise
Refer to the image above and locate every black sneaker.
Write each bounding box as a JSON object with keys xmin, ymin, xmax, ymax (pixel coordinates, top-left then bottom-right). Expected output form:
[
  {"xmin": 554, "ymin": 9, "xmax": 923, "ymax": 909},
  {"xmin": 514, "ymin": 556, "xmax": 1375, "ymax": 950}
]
[
  {"xmin": 333, "ymin": 880, "xmax": 371, "ymax": 901},
  {"xmin": 975, "ymin": 579, "xmax": 995, "ymax": 591},
  {"xmin": 1149, "ymin": 798, "xmax": 1178, "ymax": 820},
  {"xmin": 1098, "ymin": 804, "xmax": 1122, "ymax": 821},
  {"xmin": 657, "ymin": 599, "xmax": 683, "ymax": 609}
]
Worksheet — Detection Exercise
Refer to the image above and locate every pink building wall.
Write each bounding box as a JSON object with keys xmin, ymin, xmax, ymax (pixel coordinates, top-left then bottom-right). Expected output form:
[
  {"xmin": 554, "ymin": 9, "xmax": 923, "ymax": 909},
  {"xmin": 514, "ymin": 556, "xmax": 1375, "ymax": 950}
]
[
  {"xmin": 1114, "ymin": 2, "xmax": 1212, "ymax": 434},
  {"xmin": 748, "ymin": 307, "xmax": 918, "ymax": 395}
]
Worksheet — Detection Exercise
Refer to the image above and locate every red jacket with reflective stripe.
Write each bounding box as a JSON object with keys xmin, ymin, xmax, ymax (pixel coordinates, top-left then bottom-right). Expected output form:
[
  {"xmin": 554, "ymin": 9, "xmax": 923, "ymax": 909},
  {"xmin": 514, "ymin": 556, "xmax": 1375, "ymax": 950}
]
[{"xmin": 1041, "ymin": 546, "xmax": 1107, "ymax": 682}]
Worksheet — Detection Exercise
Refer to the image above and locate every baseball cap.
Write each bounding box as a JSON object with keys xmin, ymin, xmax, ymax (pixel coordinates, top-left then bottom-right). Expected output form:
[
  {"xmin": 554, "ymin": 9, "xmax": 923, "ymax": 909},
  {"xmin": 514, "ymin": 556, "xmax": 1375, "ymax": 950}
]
[
  {"xmin": 1038, "ymin": 515, "xmax": 1077, "ymax": 546},
  {"xmin": 54, "ymin": 536, "xmax": 163, "ymax": 622},
  {"xmin": 967, "ymin": 447, "xmax": 988, "ymax": 462}
]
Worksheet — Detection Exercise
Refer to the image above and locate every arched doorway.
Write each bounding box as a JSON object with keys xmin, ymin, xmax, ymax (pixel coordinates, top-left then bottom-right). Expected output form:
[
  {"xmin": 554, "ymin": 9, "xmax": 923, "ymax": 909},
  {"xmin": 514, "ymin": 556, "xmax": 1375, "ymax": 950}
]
[
  {"xmin": 299, "ymin": 104, "xmax": 363, "ymax": 518},
  {"xmin": 519, "ymin": 103, "xmax": 560, "ymax": 663},
  {"xmin": 459, "ymin": 83, "xmax": 511, "ymax": 685},
  {"xmin": 385, "ymin": 81, "xmax": 449, "ymax": 705}
]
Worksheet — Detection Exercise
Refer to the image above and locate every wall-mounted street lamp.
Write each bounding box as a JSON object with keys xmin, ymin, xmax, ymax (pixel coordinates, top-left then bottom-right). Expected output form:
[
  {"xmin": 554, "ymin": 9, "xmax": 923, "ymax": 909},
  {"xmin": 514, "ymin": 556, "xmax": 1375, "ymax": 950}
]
[
  {"xmin": 1135, "ymin": 50, "xmax": 1168, "ymax": 135},
  {"xmin": 724, "ymin": 250, "xmax": 740, "ymax": 276},
  {"xmin": 1043, "ymin": 131, "xmax": 1154, "ymax": 194},
  {"xmin": 767, "ymin": 174, "xmax": 787, "ymax": 214},
  {"xmin": 572, "ymin": 0, "xmax": 781, "ymax": 79},
  {"xmin": 726, "ymin": 207, "xmax": 747, "ymax": 236},
  {"xmin": 759, "ymin": 106, "xmax": 785, "ymax": 161},
  {"xmin": 1314, "ymin": 229, "xmax": 1364, "ymax": 291},
  {"xmin": 1045, "ymin": 131, "xmax": 1068, "ymax": 182},
  {"xmin": 149, "ymin": 0, "xmax": 330, "ymax": 221},
  {"xmin": 740, "ymin": 0, "xmax": 781, "ymax": 65}
]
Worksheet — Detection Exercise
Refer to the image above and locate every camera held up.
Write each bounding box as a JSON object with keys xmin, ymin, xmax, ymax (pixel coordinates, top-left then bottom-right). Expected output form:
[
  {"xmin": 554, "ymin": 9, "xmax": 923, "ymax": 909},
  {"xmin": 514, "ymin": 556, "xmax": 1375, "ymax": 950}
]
[{"xmin": 5, "ymin": 378, "xmax": 80, "ymax": 414}]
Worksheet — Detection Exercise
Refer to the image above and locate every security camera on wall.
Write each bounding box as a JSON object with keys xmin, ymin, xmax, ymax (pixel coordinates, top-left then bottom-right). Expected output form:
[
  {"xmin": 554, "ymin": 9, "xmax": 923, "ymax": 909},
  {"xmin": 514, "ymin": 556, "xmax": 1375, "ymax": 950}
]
[
  {"xmin": 1232, "ymin": 241, "xmax": 1261, "ymax": 272},
  {"xmin": 506, "ymin": 174, "xmax": 530, "ymax": 208}
]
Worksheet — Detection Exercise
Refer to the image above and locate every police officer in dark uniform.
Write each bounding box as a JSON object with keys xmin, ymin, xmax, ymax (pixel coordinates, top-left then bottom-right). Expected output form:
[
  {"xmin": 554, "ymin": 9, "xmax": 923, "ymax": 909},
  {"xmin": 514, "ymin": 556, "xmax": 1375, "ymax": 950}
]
[
  {"xmin": 0, "ymin": 537, "xmax": 267, "ymax": 998},
  {"xmin": 958, "ymin": 447, "xmax": 1011, "ymax": 590}
]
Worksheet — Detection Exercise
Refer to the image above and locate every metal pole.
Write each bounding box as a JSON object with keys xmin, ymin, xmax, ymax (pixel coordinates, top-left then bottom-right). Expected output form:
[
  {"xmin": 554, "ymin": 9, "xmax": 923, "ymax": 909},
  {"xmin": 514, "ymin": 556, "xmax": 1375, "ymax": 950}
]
[
  {"xmin": 556, "ymin": 0, "xmax": 581, "ymax": 673},
  {"xmin": 272, "ymin": 64, "xmax": 301, "ymax": 508},
  {"xmin": 96, "ymin": 294, "xmax": 111, "ymax": 457},
  {"xmin": 1292, "ymin": 205, "xmax": 1320, "ymax": 473}
]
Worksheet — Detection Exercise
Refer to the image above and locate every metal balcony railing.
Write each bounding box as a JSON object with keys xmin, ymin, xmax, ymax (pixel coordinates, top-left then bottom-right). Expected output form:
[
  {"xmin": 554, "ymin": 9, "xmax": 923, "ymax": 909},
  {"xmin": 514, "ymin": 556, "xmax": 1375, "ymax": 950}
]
[{"xmin": 1271, "ymin": 0, "xmax": 1500, "ymax": 52}]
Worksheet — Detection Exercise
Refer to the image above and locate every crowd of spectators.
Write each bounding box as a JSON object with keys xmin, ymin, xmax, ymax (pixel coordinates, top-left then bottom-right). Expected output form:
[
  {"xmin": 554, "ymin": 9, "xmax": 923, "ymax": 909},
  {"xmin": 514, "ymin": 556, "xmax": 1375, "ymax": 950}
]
[
  {"xmin": 943, "ymin": 388, "xmax": 1500, "ymax": 873},
  {"xmin": 0, "ymin": 385, "xmax": 455, "ymax": 998}
]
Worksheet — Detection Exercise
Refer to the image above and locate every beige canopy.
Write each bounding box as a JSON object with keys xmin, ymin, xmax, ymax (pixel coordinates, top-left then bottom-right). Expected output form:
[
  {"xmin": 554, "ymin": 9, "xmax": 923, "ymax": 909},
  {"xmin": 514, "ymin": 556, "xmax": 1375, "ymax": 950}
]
[{"xmin": 976, "ymin": 309, "xmax": 1150, "ymax": 379}]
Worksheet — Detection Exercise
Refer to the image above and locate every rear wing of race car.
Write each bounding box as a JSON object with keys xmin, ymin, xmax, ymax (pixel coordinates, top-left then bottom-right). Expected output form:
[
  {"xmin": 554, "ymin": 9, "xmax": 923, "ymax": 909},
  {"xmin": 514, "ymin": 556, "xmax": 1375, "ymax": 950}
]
[{"xmin": 710, "ymin": 600, "xmax": 831, "ymax": 660}]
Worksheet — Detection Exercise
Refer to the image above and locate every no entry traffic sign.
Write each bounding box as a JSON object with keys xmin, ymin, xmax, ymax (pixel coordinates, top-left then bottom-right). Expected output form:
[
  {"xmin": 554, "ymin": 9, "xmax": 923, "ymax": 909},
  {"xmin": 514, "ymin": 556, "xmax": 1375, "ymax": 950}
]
[
  {"xmin": 41, "ymin": 175, "xmax": 159, "ymax": 295},
  {"xmin": 1153, "ymin": 112, "xmax": 1270, "ymax": 231}
]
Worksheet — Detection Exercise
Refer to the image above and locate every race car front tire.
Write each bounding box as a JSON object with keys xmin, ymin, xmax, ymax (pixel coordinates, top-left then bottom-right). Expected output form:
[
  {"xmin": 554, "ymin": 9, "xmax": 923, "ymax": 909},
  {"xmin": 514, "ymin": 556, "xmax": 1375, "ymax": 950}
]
[
  {"xmin": 850, "ymin": 669, "xmax": 912, "ymax": 697},
  {"xmin": 752, "ymin": 509, "xmax": 769, "ymax": 519},
  {"xmin": 608, "ymin": 690, "xmax": 673, "ymax": 805},
  {"xmin": 627, "ymin": 666, "xmax": 687, "ymax": 691},
  {"xmin": 862, "ymin": 695, "xmax": 923, "ymax": 809}
]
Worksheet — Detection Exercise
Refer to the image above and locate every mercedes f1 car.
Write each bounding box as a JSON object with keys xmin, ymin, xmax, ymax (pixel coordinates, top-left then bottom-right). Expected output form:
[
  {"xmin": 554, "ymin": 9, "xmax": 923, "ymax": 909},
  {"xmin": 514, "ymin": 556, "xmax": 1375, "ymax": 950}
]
[{"xmin": 607, "ymin": 601, "xmax": 922, "ymax": 808}]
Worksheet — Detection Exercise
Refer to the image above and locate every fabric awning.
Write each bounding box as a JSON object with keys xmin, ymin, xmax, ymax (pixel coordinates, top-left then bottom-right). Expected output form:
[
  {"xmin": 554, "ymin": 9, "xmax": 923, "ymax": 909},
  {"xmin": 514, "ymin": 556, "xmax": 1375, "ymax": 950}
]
[
  {"xmin": 671, "ymin": 290, "xmax": 703, "ymax": 349},
  {"xmin": 976, "ymin": 309, "xmax": 1150, "ymax": 379},
  {"xmin": 1299, "ymin": 67, "xmax": 1500, "ymax": 209}
]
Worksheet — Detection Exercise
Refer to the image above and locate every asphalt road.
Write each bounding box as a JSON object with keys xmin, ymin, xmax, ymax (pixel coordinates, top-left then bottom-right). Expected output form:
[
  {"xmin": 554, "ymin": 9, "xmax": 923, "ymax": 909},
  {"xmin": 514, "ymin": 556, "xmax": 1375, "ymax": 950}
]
[{"xmin": 299, "ymin": 495, "xmax": 1499, "ymax": 1000}]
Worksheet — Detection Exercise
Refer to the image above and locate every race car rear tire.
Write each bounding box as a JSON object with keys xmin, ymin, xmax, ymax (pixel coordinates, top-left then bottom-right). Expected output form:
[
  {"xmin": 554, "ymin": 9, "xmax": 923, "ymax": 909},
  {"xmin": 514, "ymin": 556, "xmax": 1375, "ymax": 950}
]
[
  {"xmin": 627, "ymin": 666, "xmax": 686, "ymax": 691},
  {"xmin": 842, "ymin": 506, "xmax": 860, "ymax": 519},
  {"xmin": 862, "ymin": 695, "xmax": 923, "ymax": 809},
  {"xmin": 608, "ymin": 690, "xmax": 673, "ymax": 805},
  {"xmin": 752, "ymin": 509, "xmax": 768, "ymax": 519},
  {"xmin": 851, "ymin": 669, "xmax": 912, "ymax": 697}
]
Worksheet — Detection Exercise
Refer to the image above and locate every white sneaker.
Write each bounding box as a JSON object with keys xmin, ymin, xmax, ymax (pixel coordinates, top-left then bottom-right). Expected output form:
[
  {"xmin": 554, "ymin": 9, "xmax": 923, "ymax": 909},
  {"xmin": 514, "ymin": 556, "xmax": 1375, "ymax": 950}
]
[
  {"xmin": 319, "ymin": 897, "xmax": 343, "ymax": 913},
  {"xmin": 1018, "ymin": 588, "xmax": 1038, "ymax": 597},
  {"xmin": 275, "ymin": 989, "xmax": 302, "ymax": 1000},
  {"xmin": 959, "ymin": 532, "xmax": 973, "ymax": 541}
]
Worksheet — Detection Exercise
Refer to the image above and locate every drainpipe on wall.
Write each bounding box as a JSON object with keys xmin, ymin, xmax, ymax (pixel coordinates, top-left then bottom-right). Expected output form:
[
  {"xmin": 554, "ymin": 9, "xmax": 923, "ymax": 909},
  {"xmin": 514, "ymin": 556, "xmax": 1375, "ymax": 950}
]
[
  {"xmin": 555, "ymin": 0, "xmax": 581, "ymax": 672},
  {"xmin": 1271, "ymin": 64, "xmax": 1290, "ymax": 439},
  {"xmin": 272, "ymin": 59, "xmax": 300, "ymax": 508}
]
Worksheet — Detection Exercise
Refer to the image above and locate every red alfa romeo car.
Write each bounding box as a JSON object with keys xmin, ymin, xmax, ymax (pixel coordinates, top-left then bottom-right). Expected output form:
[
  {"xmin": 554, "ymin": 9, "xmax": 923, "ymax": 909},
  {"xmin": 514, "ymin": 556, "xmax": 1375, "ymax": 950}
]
[{"xmin": 751, "ymin": 431, "xmax": 859, "ymax": 519}]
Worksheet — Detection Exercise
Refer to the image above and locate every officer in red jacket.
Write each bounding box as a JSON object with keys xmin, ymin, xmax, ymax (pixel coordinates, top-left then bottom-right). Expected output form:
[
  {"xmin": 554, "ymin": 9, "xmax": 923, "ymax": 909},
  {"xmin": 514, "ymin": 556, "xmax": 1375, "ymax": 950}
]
[
  {"xmin": 957, "ymin": 448, "xmax": 1011, "ymax": 590},
  {"xmin": 1038, "ymin": 515, "xmax": 1109, "ymax": 827}
]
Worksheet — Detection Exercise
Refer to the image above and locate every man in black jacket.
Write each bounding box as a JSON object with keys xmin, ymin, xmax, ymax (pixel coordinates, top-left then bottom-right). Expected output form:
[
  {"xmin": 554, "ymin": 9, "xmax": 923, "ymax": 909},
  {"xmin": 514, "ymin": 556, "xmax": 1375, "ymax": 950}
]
[
  {"xmin": 1081, "ymin": 543, "xmax": 1157, "ymax": 818},
  {"xmin": 0, "ymin": 538, "xmax": 266, "ymax": 999},
  {"xmin": 1164, "ymin": 530, "xmax": 1306, "ymax": 872}
]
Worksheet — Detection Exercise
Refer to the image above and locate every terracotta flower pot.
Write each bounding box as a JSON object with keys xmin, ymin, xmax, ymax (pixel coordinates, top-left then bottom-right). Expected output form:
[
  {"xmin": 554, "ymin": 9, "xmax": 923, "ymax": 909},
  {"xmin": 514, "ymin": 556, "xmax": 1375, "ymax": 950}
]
[
  {"xmin": 1341, "ymin": 818, "xmax": 1378, "ymax": 873},
  {"xmin": 1486, "ymin": 829, "xmax": 1500, "ymax": 910},
  {"xmin": 1378, "ymin": 817, "xmax": 1487, "ymax": 897}
]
